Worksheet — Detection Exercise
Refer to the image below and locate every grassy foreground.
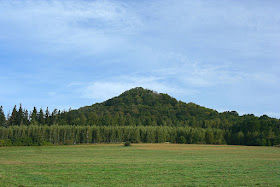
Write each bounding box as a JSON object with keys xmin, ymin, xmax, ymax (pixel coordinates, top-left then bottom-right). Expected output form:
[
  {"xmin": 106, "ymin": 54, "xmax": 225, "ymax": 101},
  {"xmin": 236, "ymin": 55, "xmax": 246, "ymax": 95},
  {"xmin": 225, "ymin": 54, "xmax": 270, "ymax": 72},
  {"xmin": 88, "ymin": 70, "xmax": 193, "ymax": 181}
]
[{"xmin": 0, "ymin": 144, "xmax": 279, "ymax": 186}]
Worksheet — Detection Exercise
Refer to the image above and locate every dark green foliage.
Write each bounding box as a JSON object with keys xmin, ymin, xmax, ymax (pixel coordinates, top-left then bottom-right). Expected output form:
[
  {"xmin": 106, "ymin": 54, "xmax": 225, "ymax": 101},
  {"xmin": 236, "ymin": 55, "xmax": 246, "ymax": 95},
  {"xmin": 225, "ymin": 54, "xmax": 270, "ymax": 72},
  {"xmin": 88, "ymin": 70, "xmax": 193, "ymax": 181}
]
[
  {"xmin": 0, "ymin": 123, "xmax": 278, "ymax": 146},
  {"xmin": 0, "ymin": 139, "xmax": 12, "ymax": 146},
  {"xmin": 17, "ymin": 104, "xmax": 24, "ymax": 126},
  {"xmin": 205, "ymin": 129, "xmax": 215, "ymax": 144},
  {"xmin": 45, "ymin": 107, "xmax": 51, "ymax": 126},
  {"xmin": 38, "ymin": 108, "xmax": 45, "ymax": 125},
  {"xmin": 0, "ymin": 87, "xmax": 279, "ymax": 146},
  {"xmin": 9, "ymin": 105, "xmax": 18, "ymax": 126},
  {"xmin": 30, "ymin": 107, "xmax": 38, "ymax": 124},
  {"xmin": 72, "ymin": 88, "xmax": 226, "ymax": 129},
  {"xmin": 0, "ymin": 106, "xmax": 5, "ymax": 127},
  {"xmin": 124, "ymin": 141, "xmax": 131, "ymax": 146},
  {"xmin": 178, "ymin": 136, "xmax": 186, "ymax": 144},
  {"xmin": 0, "ymin": 125, "xmax": 227, "ymax": 146}
]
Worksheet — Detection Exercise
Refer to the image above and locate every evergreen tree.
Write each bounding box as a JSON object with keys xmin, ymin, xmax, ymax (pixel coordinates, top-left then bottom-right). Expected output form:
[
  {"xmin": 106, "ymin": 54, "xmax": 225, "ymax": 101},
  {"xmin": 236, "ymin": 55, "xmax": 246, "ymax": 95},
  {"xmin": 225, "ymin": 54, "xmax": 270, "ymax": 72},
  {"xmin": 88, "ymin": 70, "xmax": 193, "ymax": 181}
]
[
  {"xmin": 9, "ymin": 105, "xmax": 17, "ymax": 126},
  {"xmin": 23, "ymin": 109, "xmax": 29, "ymax": 126},
  {"xmin": 38, "ymin": 108, "xmax": 45, "ymax": 125},
  {"xmin": 0, "ymin": 106, "xmax": 6, "ymax": 127},
  {"xmin": 51, "ymin": 109, "xmax": 58, "ymax": 125},
  {"xmin": 31, "ymin": 107, "xmax": 38, "ymax": 124},
  {"xmin": 17, "ymin": 104, "xmax": 24, "ymax": 126},
  {"xmin": 45, "ymin": 107, "xmax": 50, "ymax": 126}
]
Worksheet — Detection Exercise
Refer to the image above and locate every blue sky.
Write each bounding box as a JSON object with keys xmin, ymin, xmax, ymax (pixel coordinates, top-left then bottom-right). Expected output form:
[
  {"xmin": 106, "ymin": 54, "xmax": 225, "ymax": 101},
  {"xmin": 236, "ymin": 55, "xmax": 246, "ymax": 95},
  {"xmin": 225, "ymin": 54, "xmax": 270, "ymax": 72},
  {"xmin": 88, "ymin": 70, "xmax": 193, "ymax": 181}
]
[{"xmin": 0, "ymin": 0, "xmax": 280, "ymax": 118}]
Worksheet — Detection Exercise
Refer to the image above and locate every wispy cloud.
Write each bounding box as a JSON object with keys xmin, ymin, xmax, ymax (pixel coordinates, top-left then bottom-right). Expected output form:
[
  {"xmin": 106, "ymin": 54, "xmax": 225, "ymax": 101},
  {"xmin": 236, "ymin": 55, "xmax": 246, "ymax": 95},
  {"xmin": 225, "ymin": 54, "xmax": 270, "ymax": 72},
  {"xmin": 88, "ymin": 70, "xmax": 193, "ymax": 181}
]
[
  {"xmin": 81, "ymin": 74, "xmax": 198, "ymax": 101},
  {"xmin": 0, "ymin": 0, "xmax": 279, "ymax": 117},
  {"xmin": 0, "ymin": 0, "xmax": 142, "ymax": 55}
]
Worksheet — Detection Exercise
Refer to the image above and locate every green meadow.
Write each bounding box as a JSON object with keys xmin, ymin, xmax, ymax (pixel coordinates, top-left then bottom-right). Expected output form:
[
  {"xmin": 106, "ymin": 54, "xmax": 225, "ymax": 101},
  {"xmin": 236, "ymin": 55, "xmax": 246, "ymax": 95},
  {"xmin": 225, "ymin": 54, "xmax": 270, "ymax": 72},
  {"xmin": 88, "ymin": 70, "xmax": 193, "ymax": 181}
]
[{"xmin": 0, "ymin": 144, "xmax": 279, "ymax": 186}]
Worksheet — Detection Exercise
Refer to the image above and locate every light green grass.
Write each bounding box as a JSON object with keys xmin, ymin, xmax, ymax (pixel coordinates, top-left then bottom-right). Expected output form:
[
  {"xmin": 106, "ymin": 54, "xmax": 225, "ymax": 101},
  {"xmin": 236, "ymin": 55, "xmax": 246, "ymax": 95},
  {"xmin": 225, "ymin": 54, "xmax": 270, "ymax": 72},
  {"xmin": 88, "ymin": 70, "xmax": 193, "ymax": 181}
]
[{"xmin": 0, "ymin": 144, "xmax": 279, "ymax": 186}]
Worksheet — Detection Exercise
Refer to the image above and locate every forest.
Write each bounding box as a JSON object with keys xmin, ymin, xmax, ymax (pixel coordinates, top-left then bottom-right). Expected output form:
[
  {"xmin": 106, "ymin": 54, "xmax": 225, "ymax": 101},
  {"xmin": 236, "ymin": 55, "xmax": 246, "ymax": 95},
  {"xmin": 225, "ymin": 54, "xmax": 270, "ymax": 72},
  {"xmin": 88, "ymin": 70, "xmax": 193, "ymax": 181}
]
[{"xmin": 0, "ymin": 87, "xmax": 279, "ymax": 146}]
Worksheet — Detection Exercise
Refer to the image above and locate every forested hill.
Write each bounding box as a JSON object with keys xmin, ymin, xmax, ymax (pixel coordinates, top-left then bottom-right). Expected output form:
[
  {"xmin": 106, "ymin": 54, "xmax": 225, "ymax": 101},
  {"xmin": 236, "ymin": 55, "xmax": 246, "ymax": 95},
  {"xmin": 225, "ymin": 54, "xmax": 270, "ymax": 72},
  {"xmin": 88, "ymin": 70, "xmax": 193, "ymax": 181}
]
[
  {"xmin": 73, "ymin": 87, "xmax": 222, "ymax": 127},
  {"xmin": 65, "ymin": 87, "xmax": 279, "ymax": 130},
  {"xmin": 0, "ymin": 87, "xmax": 279, "ymax": 146}
]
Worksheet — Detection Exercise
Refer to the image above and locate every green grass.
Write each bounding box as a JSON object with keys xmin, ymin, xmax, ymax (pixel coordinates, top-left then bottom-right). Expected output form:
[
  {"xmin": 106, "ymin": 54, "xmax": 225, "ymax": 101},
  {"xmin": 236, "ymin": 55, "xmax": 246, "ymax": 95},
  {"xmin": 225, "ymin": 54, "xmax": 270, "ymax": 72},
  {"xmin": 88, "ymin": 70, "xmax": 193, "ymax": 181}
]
[{"xmin": 0, "ymin": 144, "xmax": 279, "ymax": 186}]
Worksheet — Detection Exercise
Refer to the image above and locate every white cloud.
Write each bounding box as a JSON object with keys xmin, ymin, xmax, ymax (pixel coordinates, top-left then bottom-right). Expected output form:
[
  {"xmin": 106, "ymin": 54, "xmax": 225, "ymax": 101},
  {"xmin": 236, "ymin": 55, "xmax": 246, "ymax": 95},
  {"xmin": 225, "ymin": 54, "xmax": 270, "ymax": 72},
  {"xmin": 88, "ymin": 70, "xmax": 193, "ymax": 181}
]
[
  {"xmin": 1, "ymin": 0, "xmax": 279, "ymax": 118},
  {"xmin": 0, "ymin": 0, "xmax": 142, "ymax": 55},
  {"xmin": 146, "ymin": 51, "xmax": 245, "ymax": 87},
  {"xmin": 1, "ymin": 0, "xmax": 279, "ymax": 62},
  {"xmin": 81, "ymin": 75, "xmax": 198, "ymax": 101}
]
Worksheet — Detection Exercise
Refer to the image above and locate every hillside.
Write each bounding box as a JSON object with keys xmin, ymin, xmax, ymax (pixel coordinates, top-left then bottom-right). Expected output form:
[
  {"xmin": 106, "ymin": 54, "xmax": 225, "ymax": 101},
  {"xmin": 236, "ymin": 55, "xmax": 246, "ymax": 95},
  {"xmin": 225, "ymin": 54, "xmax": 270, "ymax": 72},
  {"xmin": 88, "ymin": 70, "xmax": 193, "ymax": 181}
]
[
  {"xmin": 57, "ymin": 87, "xmax": 278, "ymax": 131},
  {"xmin": 0, "ymin": 87, "xmax": 279, "ymax": 146},
  {"xmin": 74, "ymin": 87, "xmax": 222, "ymax": 126}
]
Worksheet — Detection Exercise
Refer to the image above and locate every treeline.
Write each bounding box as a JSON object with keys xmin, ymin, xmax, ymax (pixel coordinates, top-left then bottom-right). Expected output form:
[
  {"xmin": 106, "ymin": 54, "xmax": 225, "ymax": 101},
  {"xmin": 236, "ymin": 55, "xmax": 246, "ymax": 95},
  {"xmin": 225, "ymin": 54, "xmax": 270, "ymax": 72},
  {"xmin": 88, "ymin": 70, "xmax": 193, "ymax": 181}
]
[
  {"xmin": 0, "ymin": 105, "xmax": 62, "ymax": 127},
  {"xmin": 0, "ymin": 125, "xmax": 278, "ymax": 147},
  {"xmin": 0, "ymin": 87, "xmax": 279, "ymax": 146}
]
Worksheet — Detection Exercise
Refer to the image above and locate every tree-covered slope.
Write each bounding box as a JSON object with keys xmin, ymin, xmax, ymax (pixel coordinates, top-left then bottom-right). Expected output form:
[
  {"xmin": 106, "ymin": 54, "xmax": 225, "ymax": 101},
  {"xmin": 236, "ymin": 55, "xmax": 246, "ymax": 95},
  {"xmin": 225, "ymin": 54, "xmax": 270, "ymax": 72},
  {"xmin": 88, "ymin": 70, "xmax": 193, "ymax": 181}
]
[
  {"xmin": 0, "ymin": 87, "xmax": 279, "ymax": 146},
  {"xmin": 75, "ymin": 87, "xmax": 221, "ymax": 125},
  {"xmin": 59, "ymin": 87, "xmax": 278, "ymax": 130}
]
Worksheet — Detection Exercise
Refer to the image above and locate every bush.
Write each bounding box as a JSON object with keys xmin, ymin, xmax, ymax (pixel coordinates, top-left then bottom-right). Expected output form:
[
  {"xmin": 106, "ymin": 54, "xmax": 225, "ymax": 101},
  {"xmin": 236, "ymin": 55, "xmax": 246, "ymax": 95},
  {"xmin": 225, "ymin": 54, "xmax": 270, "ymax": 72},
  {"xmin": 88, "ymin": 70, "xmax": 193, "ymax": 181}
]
[
  {"xmin": 124, "ymin": 141, "xmax": 131, "ymax": 146},
  {"xmin": 178, "ymin": 136, "xmax": 186, "ymax": 144},
  {"xmin": 64, "ymin": 140, "xmax": 74, "ymax": 145},
  {"xmin": 20, "ymin": 137, "xmax": 33, "ymax": 146},
  {"xmin": 40, "ymin": 141, "xmax": 52, "ymax": 146},
  {"xmin": 0, "ymin": 139, "xmax": 12, "ymax": 147}
]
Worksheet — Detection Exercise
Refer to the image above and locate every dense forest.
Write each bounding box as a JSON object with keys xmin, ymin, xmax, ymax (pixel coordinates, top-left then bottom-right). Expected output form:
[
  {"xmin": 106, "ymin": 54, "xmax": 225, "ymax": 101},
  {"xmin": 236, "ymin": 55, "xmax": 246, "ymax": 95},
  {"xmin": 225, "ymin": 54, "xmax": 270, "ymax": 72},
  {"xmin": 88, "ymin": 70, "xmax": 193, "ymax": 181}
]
[{"xmin": 0, "ymin": 87, "xmax": 279, "ymax": 146}]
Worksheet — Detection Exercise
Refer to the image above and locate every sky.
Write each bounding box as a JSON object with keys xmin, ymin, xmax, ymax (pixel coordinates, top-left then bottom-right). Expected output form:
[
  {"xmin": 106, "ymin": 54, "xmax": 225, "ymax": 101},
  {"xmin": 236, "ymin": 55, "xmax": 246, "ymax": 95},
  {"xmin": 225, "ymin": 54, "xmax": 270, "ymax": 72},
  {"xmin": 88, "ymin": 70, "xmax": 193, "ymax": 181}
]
[{"xmin": 0, "ymin": 0, "xmax": 280, "ymax": 118}]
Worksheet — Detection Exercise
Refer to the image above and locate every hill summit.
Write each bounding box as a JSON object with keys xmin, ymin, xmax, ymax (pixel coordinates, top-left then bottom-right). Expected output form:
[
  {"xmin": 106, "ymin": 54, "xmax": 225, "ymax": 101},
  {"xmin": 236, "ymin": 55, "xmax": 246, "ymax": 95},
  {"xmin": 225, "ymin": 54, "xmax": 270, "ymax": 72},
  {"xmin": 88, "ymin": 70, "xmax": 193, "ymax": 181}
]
[{"xmin": 75, "ymin": 87, "xmax": 221, "ymax": 127}]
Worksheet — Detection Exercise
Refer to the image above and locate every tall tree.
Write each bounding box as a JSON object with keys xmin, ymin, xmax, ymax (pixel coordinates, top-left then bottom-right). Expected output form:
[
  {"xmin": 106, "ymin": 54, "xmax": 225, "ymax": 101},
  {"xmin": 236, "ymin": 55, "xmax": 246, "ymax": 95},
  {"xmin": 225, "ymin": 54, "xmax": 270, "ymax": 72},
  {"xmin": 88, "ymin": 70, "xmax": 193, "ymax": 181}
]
[
  {"xmin": 38, "ymin": 107, "xmax": 45, "ymax": 125},
  {"xmin": 23, "ymin": 109, "xmax": 29, "ymax": 126},
  {"xmin": 30, "ymin": 107, "xmax": 38, "ymax": 125},
  {"xmin": 51, "ymin": 109, "xmax": 58, "ymax": 125},
  {"xmin": 45, "ymin": 107, "xmax": 50, "ymax": 126},
  {"xmin": 80, "ymin": 113, "xmax": 87, "ymax": 126},
  {"xmin": 0, "ymin": 106, "xmax": 6, "ymax": 127},
  {"xmin": 17, "ymin": 104, "xmax": 24, "ymax": 126},
  {"xmin": 9, "ymin": 105, "xmax": 17, "ymax": 126}
]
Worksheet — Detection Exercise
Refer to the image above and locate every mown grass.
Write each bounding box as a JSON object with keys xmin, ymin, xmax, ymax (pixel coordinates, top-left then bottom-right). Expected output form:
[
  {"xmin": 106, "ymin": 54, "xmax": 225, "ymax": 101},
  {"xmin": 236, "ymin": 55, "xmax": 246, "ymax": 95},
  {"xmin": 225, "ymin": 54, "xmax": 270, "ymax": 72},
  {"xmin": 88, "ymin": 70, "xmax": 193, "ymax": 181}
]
[{"xmin": 0, "ymin": 143, "xmax": 279, "ymax": 186}]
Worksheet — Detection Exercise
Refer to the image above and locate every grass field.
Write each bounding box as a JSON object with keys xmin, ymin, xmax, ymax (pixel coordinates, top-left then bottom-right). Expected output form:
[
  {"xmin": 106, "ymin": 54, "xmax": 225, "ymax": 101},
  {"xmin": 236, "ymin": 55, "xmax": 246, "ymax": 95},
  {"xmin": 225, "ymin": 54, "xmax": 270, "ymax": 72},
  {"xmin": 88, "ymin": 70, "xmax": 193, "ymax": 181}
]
[{"xmin": 0, "ymin": 144, "xmax": 279, "ymax": 186}]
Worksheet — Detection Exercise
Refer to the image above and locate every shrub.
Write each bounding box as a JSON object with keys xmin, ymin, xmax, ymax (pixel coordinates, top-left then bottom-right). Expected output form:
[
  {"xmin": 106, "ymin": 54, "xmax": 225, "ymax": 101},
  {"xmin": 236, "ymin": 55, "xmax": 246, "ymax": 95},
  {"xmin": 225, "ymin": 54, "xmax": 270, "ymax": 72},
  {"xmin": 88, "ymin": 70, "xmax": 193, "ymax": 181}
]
[
  {"xmin": 40, "ymin": 141, "xmax": 52, "ymax": 146},
  {"xmin": 178, "ymin": 136, "xmax": 186, "ymax": 144},
  {"xmin": 64, "ymin": 140, "xmax": 74, "ymax": 145},
  {"xmin": 124, "ymin": 141, "xmax": 131, "ymax": 146},
  {"xmin": 0, "ymin": 139, "xmax": 12, "ymax": 147},
  {"xmin": 21, "ymin": 137, "xmax": 33, "ymax": 146}
]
